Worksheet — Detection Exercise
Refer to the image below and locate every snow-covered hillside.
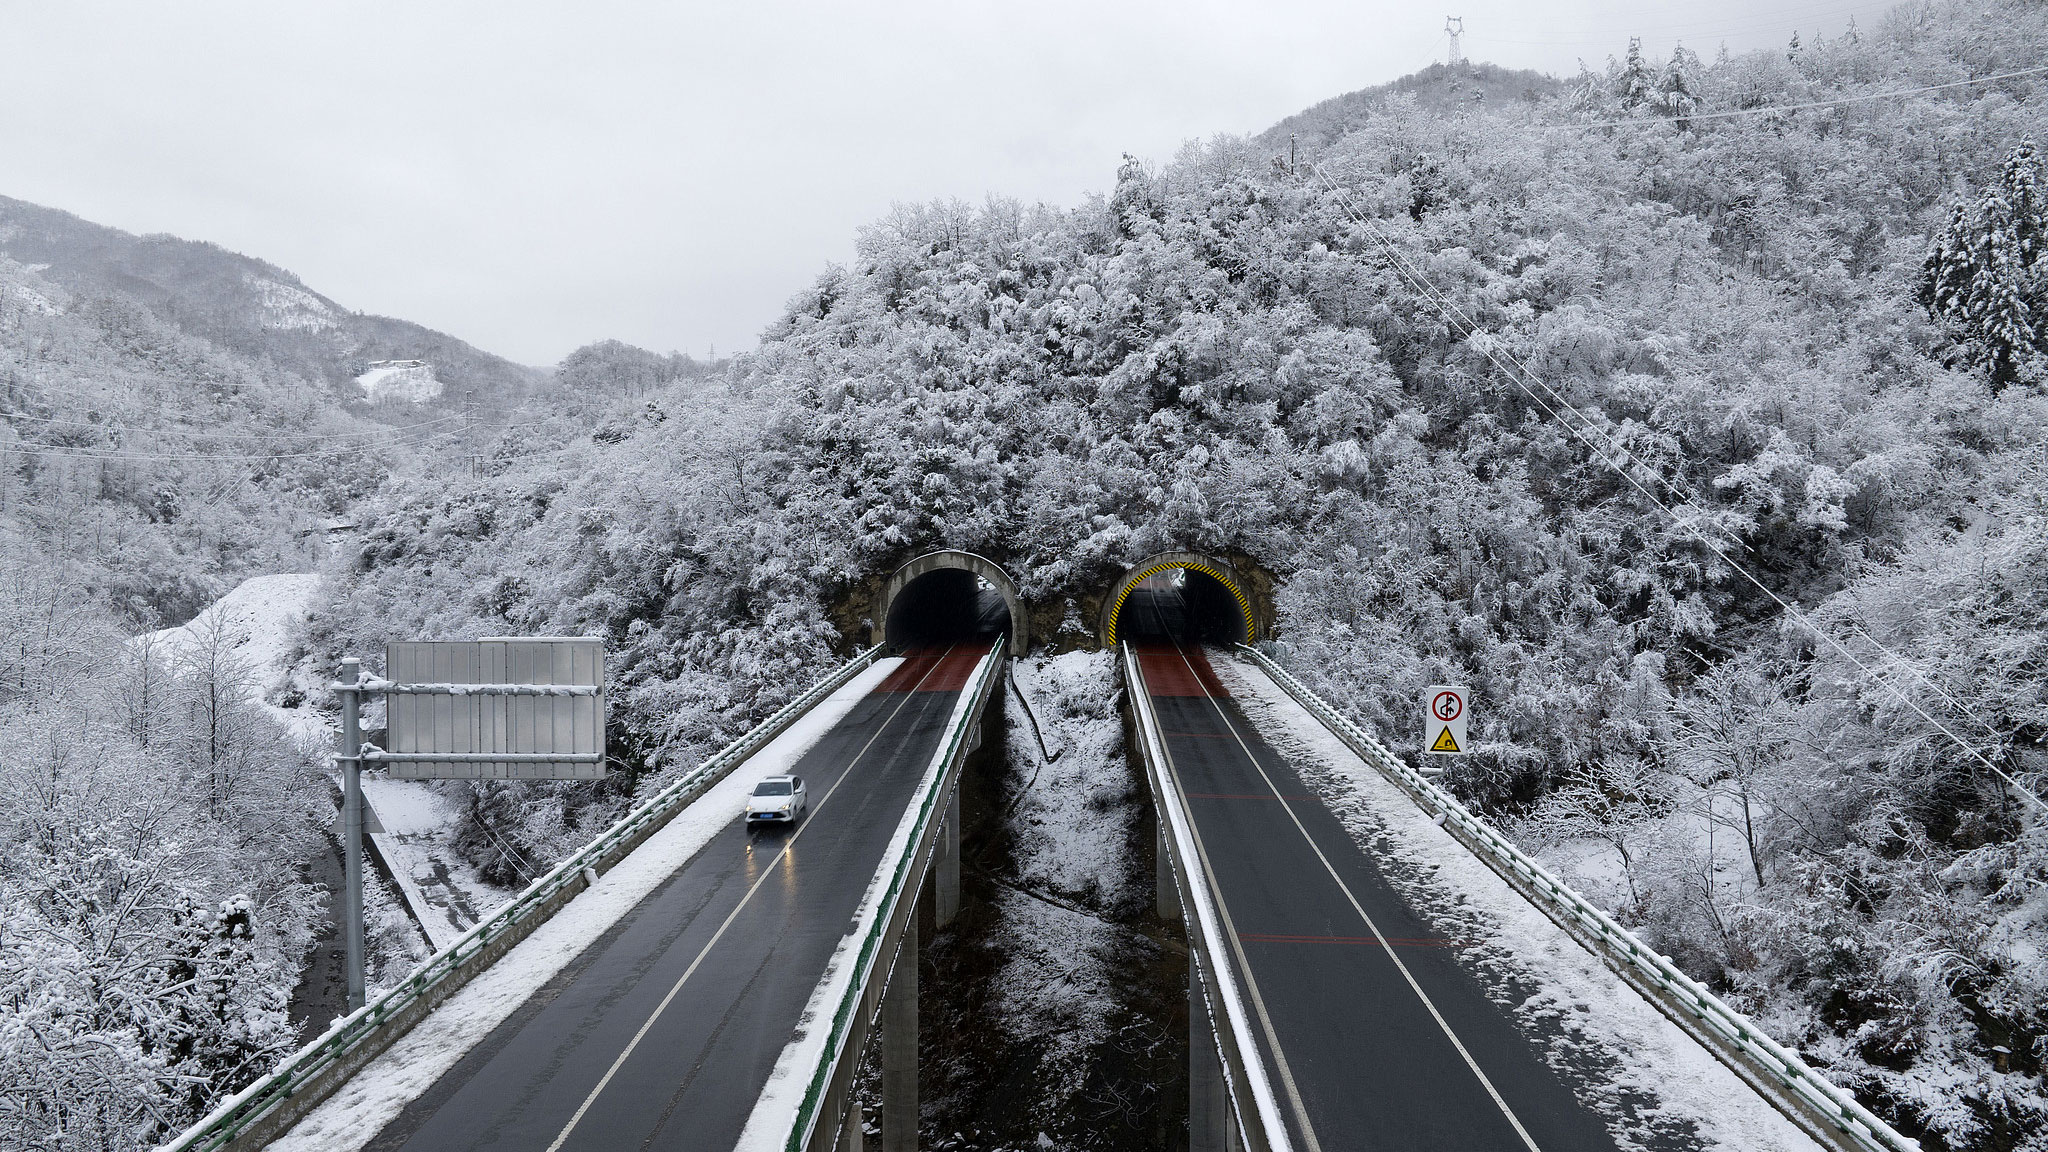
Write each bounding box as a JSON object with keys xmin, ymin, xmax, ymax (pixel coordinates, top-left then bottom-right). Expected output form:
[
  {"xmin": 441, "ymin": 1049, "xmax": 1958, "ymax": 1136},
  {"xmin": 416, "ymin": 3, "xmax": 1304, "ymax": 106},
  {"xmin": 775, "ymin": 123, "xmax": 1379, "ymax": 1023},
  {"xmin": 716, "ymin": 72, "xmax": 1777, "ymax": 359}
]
[
  {"xmin": 138, "ymin": 573, "xmax": 328, "ymax": 744},
  {"xmin": 355, "ymin": 360, "xmax": 444, "ymax": 403},
  {"xmin": 248, "ymin": 273, "xmax": 340, "ymax": 332}
]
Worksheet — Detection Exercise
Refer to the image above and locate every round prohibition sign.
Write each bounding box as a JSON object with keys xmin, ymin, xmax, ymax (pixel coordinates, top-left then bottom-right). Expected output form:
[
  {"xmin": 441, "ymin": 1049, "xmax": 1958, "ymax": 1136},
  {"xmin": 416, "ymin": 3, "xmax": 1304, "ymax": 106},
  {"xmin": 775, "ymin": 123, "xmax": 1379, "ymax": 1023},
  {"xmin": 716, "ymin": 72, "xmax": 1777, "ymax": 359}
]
[{"xmin": 1431, "ymin": 690, "xmax": 1464, "ymax": 723}]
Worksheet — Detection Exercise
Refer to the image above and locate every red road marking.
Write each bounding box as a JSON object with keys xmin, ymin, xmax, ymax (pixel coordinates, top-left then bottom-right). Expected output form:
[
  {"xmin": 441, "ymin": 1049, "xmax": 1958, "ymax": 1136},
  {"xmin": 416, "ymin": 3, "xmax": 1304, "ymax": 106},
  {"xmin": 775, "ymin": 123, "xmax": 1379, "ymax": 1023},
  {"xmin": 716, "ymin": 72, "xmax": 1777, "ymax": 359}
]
[
  {"xmin": 876, "ymin": 648, "xmax": 979, "ymax": 693},
  {"xmin": 915, "ymin": 651, "xmax": 978, "ymax": 692},
  {"xmin": 1238, "ymin": 932, "xmax": 1475, "ymax": 947},
  {"xmin": 1134, "ymin": 644, "xmax": 1230, "ymax": 697}
]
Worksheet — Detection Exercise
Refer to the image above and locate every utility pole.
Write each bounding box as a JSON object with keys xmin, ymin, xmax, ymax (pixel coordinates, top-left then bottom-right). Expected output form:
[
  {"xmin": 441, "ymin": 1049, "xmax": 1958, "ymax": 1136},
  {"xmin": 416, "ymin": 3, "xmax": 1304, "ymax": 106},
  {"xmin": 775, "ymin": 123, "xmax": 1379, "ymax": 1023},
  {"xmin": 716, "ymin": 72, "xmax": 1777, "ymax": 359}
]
[
  {"xmin": 337, "ymin": 658, "xmax": 367, "ymax": 1012},
  {"xmin": 1445, "ymin": 16, "xmax": 1465, "ymax": 68}
]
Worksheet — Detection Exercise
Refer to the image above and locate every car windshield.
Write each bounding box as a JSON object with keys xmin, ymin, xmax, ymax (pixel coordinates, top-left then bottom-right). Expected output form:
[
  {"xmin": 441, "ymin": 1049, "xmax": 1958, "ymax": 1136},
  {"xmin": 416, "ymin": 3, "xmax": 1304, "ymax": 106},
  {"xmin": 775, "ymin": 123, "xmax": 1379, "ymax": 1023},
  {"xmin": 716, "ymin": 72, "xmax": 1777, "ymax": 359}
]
[{"xmin": 752, "ymin": 781, "xmax": 792, "ymax": 797}]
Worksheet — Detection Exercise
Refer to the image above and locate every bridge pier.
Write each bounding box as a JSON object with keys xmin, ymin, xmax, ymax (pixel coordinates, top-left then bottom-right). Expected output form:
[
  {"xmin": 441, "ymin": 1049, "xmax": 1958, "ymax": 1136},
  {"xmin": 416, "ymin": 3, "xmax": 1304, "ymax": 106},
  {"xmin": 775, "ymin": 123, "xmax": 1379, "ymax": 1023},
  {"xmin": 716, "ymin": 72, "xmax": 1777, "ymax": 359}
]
[
  {"xmin": 1190, "ymin": 959, "xmax": 1230, "ymax": 1152},
  {"xmin": 1156, "ymin": 822, "xmax": 1180, "ymax": 920},
  {"xmin": 883, "ymin": 915, "xmax": 919, "ymax": 1152},
  {"xmin": 935, "ymin": 790, "xmax": 960, "ymax": 928},
  {"xmin": 824, "ymin": 1073, "xmax": 864, "ymax": 1152}
]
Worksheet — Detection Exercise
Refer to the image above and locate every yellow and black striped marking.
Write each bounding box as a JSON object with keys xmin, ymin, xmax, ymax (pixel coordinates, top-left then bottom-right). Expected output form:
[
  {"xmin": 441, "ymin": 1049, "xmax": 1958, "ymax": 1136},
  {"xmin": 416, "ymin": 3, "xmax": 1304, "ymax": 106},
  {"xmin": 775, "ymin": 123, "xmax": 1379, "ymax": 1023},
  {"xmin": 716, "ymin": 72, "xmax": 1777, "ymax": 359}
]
[{"xmin": 1105, "ymin": 561, "xmax": 1254, "ymax": 646}]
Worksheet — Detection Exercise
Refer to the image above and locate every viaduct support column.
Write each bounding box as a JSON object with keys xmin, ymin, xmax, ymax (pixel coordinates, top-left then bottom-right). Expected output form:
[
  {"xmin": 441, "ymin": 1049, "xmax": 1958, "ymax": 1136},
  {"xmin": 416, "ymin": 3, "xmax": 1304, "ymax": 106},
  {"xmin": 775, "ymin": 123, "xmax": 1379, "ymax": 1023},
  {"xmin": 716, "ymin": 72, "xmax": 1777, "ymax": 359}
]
[
  {"xmin": 838, "ymin": 1105, "xmax": 864, "ymax": 1152},
  {"xmin": 935, "ymin": 790, "xmax": 960, "ymax": 928},
  {"xmin": 1190, "ymin": 958, "xmax": 1228, "ymax": 1152},
  {"xmin": 883, "ymin": 915, "xmax": 918, "ymax": 1152},
  {"xmin": 1156, "ymin": 822, "xmax": 1180, "ymax": 920}
]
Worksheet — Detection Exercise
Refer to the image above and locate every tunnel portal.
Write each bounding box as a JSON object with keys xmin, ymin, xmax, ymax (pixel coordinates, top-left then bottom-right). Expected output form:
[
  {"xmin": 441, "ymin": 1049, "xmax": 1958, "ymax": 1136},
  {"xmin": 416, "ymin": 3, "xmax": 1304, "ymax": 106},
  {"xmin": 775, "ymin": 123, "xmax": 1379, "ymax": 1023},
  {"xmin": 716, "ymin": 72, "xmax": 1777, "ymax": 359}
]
[
  {"xmin": 1102, "ymin": 554, "xmax": 1255, "ymax": 648},
  {"xmin": 876, "ymin": 551, "xmax": 1028, "ymax": 655}
]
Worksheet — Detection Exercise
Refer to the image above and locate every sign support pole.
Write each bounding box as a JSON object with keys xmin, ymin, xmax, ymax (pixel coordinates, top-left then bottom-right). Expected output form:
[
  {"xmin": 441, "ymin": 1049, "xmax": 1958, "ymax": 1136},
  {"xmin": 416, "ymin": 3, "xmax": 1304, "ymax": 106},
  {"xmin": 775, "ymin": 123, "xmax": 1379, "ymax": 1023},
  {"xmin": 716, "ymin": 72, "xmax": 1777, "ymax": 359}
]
[{"xmin": 338, "ymin": 657, "xmax": 366, "ymax": 1012}]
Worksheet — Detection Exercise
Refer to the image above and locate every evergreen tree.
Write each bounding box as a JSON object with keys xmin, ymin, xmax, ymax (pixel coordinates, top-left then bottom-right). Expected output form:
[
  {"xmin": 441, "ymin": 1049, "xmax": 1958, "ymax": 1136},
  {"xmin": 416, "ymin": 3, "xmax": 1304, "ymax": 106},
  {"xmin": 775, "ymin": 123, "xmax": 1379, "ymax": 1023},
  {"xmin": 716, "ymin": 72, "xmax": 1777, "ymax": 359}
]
[
  {"xmin": 1922, "ymin": 138, "xmax": 2045, "ymax": 388},
  {"xmin": 1109, "ymin": 154, "xmax": 1156, "ymax": 239},
  {"xmin": 1659, "ymin": 44, "xmax": 1702, "ymax": 125},
  {"xmin": 1616, "ymin": 38, "xmax": 1657, "ymax": 111}
]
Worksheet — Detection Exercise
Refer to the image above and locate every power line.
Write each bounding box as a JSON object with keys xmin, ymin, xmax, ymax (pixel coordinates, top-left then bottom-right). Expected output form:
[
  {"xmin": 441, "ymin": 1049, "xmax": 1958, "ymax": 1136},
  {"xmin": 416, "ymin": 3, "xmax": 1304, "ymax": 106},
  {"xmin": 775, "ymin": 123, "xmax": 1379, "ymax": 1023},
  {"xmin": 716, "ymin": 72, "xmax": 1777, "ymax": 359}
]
[
  {"xmin": 0, "ymin": 409, "xmax": 471, "ymax": 443},
  {"xmin": 1471, "ymin": 0, "xmax": 1874, "ymax": 46},
  {"xmin": 0, "ymin": 412, "xmax": 558, "ymax": 464},
  {"xmin": 0, "ymin": 421, "xmax": 467, "ymax": 463},
  {"xmin": 1556, "ymin": 65, "xmax": 2048, "ymax": 131},
  {"xmin": 1303, "ymin": 160, "xmax": 2046, "ymax": 814}
]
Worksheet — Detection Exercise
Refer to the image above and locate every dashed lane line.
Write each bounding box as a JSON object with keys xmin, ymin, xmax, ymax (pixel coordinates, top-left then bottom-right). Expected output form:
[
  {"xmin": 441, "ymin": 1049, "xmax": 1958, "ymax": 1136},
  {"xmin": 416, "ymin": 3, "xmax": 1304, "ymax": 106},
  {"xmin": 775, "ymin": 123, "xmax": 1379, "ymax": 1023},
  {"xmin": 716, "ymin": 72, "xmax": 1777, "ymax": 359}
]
[
  {"xmin": 541, "ymin": 645, "xmax": 963, "ymax": 1152},
  {"xmin": 1158, "ymin": 635, "xmax": 1545, "ymax": 1152}
]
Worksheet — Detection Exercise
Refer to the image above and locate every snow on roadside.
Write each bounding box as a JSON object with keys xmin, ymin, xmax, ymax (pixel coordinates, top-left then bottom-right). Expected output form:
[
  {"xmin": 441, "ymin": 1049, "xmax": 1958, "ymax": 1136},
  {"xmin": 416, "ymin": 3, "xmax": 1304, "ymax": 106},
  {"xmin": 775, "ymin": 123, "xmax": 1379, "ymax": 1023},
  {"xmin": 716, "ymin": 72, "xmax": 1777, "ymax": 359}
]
[
  {"xmin": 359, "ymin": 778, "xmax": 515, "ymax": 953},
  {"xmin": 1211, "ymin": 651, "xmax": 1828, "ymax": 1152},
  {"xmin": 1006, "ymin": 652, "xmax": 1138, "ymax": 913},
  {"xmin": 978, "ymin": 650, "xmax": 1140, "ymax": 1094},
  {"xmin": 268, "ymin": 656, "xmax": 904, "ymax": 1152}
]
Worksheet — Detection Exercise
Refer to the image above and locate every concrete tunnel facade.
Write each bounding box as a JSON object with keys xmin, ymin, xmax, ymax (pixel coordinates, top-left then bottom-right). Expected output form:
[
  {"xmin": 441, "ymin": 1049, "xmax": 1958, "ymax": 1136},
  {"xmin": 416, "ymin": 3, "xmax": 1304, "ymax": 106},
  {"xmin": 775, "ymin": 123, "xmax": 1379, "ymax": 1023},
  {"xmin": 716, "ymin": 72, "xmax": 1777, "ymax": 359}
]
[
  {"xmin": 1097, "ymin": 551, "xmax": 1267, "ymax": 648},
  {"xmin": 865, "ymin": 548, "xmax": 1273, "ymax": 655},
  {"xmin": 875, "ymin": 550, "xmax": 1030, "ymax": 656}
]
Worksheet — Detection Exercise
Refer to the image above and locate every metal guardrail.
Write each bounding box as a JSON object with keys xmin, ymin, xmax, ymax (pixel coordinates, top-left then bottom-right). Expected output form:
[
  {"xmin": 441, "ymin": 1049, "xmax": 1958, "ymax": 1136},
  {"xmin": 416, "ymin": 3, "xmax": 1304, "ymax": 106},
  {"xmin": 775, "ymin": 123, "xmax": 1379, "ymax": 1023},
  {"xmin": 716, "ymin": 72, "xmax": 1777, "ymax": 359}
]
[
  {"xmin": 160, "ymin": 645, "xmax": 885, "ymax": 1152},
  {"xmin": 785, "ymin": 639, "xmax": 1005, "ymax": 1152},
  {"xmin": 1233, "ymin": 644, "xmax": 1919, "ymax": 1152},
  {"xmin": 1124, "ymin": 643, "xmax": 1287, "ymax": 1152}
]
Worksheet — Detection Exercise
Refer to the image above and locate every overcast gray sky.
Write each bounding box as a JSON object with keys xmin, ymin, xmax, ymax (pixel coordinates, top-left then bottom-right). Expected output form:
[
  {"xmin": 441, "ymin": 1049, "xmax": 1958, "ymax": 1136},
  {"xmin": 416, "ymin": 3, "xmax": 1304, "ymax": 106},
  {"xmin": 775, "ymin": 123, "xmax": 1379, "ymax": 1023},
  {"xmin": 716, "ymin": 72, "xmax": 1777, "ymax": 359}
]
[{"xmin": 0, "ymin": 0, "xmax": 1886, "ymax": 367}]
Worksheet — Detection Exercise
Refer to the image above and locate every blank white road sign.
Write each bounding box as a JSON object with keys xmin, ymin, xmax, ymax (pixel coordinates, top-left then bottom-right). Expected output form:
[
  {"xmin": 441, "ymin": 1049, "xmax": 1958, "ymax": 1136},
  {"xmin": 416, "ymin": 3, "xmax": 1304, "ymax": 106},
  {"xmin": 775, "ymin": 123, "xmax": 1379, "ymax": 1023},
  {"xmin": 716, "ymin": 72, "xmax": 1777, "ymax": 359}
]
[
  {"xmin": 384, "ymin": 638, "xmax": 606, "ymax": 779},
  {"xmin": 1424, "ymin": 684, "xmax": 1469, "ymax": 755}
]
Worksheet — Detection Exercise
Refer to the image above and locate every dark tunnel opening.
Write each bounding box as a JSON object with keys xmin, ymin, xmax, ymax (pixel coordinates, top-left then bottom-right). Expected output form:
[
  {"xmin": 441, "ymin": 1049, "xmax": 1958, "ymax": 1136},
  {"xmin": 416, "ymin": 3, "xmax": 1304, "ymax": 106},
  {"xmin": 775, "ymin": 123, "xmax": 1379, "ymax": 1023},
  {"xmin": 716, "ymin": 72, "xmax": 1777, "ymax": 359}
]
[
  {"xmin": 883, "ymin": 569, "xmax": 1011, "ymax": 652},
  {"xmin": 1114, "ymin": 568, "xmax": 1249, "ymax": 647}
]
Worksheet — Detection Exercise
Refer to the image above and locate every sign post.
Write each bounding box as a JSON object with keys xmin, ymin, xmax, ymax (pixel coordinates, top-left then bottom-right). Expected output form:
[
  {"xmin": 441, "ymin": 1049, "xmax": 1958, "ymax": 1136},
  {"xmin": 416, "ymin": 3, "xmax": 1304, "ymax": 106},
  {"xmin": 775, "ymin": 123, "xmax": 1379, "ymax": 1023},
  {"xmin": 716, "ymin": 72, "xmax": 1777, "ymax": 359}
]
[
  {"xmin": 1424, "ymin": 684, "xmax": 1469, "ymax": 757},
  {"xmin": 337, "ymin": 658, "xmax": 367, "ymax": 1012},
  {"xmin": 330, "ymin": 638, "xmax": 605, "ymax": 1011}
]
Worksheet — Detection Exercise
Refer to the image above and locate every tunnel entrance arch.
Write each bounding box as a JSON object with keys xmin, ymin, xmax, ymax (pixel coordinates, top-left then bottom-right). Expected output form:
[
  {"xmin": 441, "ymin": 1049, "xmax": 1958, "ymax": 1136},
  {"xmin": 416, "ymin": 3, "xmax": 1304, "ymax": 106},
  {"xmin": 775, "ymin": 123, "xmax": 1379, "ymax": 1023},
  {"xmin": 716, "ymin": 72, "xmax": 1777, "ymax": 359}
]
[
  {"xmin": 1100, "ymin": 552, "xmax": 1259, "ymax": 648},
  {"xmin": 876, "ymin": 550, "xmax": 1029, "ymax": 656}
]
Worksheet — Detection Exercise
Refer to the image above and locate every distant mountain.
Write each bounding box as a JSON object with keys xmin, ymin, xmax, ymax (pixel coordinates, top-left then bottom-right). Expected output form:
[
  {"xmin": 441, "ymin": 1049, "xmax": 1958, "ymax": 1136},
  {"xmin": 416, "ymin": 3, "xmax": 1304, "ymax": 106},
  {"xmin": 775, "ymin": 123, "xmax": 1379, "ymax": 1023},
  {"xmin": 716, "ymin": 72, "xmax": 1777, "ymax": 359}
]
[
  {"xmin": 1260, "ymin": 61, "xmax": 1564, "ymax": 151},
  {"xmin": 0, "ymin": 195, "xmax": 547, "ymax": 413}
]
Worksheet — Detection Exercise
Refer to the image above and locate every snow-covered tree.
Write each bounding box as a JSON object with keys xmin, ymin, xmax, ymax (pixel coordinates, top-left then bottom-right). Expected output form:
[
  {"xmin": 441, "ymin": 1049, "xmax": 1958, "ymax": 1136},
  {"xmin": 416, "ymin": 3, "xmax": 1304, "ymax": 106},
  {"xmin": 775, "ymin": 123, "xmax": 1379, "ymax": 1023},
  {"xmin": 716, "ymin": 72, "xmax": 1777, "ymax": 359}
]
[
  {"xmin": 1615, "ymin": 38, "xmax": 1657, "ymax": 111},
  {"xmin": 1658, "ymin": 44, "xmax": 1701, "ymax": 125},
  {"xmin": 1923, "ymin": 138, "xmax": 2046, "ymax": 388}
]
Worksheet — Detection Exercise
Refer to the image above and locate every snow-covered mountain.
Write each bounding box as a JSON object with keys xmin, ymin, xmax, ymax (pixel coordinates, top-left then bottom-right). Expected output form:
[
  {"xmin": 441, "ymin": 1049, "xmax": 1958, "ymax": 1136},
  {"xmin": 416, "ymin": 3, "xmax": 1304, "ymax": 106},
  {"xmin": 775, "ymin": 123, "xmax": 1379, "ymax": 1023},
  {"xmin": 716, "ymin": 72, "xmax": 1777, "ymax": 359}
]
[{"xmin": 0, "ymin": 196, "xmax": 547, "ymax": 413}]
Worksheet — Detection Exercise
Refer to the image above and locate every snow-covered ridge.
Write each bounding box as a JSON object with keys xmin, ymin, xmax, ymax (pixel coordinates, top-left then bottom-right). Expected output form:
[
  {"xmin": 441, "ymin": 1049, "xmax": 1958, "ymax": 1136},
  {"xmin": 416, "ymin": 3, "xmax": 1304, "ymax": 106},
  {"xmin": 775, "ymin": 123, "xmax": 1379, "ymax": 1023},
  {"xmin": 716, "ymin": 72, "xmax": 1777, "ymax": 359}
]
[
  {"xmin": 246, "ymin": 273, "xmax": 339, "ymax": 332},
  {"xmin": 0, "ymin": 279, "xmax": 62, "ymax": 316},
  {"xmin": 0, "ymin": 259, "xmax": 67, "ymax": 315},
  {"xmin": 355, "ymin": 359, "xmax": 444, "ymax": 403}
]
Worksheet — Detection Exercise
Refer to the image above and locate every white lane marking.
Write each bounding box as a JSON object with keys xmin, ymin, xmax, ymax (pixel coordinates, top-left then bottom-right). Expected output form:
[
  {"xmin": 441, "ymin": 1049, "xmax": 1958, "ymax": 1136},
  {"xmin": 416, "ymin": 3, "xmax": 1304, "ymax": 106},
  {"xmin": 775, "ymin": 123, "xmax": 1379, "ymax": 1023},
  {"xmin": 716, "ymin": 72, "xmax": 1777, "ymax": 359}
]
[
  {"xmin": 1163, "ymin": 635, "xmax": 1544, "ymax": 1152},
  {"xmin": 1154, "ymin": 696, "xmax": 1326, "ymax": 1152},
  {"xmin": 1133, "ymin": 591, "xmax": 1323, "ymax": 1152},
  {"xmin": 543, "ymin": 647, "xmax": 960, "ymax": 1152}
]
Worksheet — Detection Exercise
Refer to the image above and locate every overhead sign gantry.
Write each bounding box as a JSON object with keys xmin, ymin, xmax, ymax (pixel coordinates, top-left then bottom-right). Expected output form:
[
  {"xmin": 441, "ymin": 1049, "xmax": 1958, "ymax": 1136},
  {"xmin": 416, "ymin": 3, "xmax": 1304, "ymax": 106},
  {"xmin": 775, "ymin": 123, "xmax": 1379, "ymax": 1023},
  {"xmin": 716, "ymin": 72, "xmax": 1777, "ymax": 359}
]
[{"xmin": 333, "ymin": 637, "xmax": 608, "ymax": 1009}]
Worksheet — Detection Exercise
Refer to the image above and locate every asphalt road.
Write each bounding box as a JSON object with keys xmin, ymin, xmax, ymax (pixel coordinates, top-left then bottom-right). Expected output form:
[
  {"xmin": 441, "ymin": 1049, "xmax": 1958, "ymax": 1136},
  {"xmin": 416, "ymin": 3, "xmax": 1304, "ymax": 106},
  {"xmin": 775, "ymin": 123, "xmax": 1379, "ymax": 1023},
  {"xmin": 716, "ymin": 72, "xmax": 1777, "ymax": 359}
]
[
  {"xmin": 1126, "ymin": 586, "xmax": 1620, "ymax": 1152},
  {"xmin": 360, "ymin": 646, "xmax": 984, "ymax": 1152}
]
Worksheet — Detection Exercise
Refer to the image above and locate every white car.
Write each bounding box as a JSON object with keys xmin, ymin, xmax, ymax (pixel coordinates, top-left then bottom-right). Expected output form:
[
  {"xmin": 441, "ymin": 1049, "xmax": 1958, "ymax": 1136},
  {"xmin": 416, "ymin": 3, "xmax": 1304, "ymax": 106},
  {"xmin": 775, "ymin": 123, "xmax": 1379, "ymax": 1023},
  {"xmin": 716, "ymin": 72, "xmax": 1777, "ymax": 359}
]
[{"xmin": 745, "ymin": 775, "xmax": 807, "ymax": 827}]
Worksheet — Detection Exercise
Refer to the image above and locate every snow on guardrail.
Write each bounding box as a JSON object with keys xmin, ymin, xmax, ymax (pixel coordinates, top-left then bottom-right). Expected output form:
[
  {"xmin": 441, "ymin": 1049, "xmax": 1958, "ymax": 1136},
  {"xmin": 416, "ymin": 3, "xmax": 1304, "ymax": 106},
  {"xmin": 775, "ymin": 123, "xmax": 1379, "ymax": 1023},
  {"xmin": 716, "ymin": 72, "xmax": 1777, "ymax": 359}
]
[
  {"xmin": 160, "ymin": 645, "xmax": 885, "ymax": 1152},
  {"xmin": 1123, "ymin": 643, "xmax": 1292, "ymax": 1152},
  {"xmin": 1233, "ymin": 644, "xmax": 1919, "ymax": 1152}
]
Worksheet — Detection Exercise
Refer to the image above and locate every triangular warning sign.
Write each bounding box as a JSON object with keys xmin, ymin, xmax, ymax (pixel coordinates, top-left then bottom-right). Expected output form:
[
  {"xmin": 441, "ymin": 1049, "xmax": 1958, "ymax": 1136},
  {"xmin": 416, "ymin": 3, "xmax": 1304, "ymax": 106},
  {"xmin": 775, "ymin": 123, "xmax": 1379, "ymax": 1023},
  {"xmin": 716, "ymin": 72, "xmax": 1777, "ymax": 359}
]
[{"xmin": 1430, "ymin": 728, "xmax": 1461, "ymax": 754}]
